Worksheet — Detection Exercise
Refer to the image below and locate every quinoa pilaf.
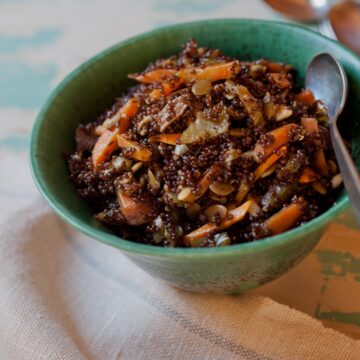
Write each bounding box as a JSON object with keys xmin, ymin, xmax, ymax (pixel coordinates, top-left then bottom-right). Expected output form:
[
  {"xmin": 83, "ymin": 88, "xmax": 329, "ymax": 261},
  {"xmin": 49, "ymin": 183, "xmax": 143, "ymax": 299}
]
[{"xmin": 67, "ymin": 39, "xmax": 343, "ymax": 248}]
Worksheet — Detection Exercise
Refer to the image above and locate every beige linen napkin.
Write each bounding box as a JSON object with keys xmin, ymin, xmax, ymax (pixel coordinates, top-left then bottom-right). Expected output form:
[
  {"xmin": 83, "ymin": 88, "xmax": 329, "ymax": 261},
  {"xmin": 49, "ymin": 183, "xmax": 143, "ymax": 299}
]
[{"xmin": 1, "ymin": 201, "xmax": 360, "ymax": 360}]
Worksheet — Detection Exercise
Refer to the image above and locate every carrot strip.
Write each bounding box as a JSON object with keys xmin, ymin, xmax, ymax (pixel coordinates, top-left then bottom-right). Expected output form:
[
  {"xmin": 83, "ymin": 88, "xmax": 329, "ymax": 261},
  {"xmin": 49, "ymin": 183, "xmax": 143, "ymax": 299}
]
[
  {"xmin": 299, "ymin": 167, "xmax": 319, "ymax": 184},
  {"xmin": 163, "ymin": 81, "xmax": 182, "ymax": 95},
  {"xmin": 254, "ymin": 146, "xmax": 287, "ymax": 181},
  {"xmin": 102, "ymin": 98, "xmax": 139, "ymax": 133},
  {"xmin": 149, "ymin": 89, "xmax": 163, "ymax": 101},
  {"xmin": 121, "ymin": 97, "xmax": 139, "ymax": 117},
  {"xmin": 267, "ymin": 62, "xmax": 291, "ymax": 73},
  {"xmin": 301, "ymin": 117, "xmax": 329, "ymax": 176},
  {"xmin": 129, "ymin": 69, "xmax": 177, "ymax": 84},
  {"xmin": 178, "ymin": 61, "xmax": 240, "ymax": 82},
  {"xmin": 117, "ymin": 134, "xmax": 152, "ymax": 161},
  {"xmin": 295, "ymin": 90, "xmax": 315, "ymax": 106},
  {"xmin": 184, "ymin": 200, "xmax": 254, "ymax": 246},
  {"xmin": 92, "ymin": 129, "xmax": 119, "ymax": 168},
  {"xmin": 265, "ymin": 202, "xmax": 305, "ymax": 235},
  {"xmin": 117, "ymin": 192, "xmax": 153, "ymax": 225},
  {"xmin": 130, "ymin": 62, "xmax": 239, "ymax": 85},
  {"xmin": 254, "ymin": 123, "xmax": 298, "ymax": 160},
  {"xmin": 235, "ymin": 146, "xmax": 286, "ymax": 201},
  {"xmin": 148, "ymin": 133, "xmax": 182, "ymax": 145},
  {"xmin": 181, "ymin": 165, "xmax": 220, "ymax": 203},
  {"xmin": 195, "ymin": 165, "xmax": 221, "ymax": 198}
]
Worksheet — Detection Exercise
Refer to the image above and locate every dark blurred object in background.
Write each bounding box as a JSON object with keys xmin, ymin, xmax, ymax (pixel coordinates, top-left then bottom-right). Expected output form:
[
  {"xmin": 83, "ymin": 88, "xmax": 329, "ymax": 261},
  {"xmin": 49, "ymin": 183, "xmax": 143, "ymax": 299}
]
[{"xmin": 265, "ymin": 0, "xmax": 360, "ymax": 54}]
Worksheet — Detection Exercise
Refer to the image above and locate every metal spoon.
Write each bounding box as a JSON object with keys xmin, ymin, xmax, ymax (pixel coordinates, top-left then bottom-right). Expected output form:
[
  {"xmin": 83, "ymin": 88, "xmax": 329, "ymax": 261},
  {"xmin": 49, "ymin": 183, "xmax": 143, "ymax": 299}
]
[{"xmin": 306, "ymin": 53, "xmax": 360, "ymax": 223}]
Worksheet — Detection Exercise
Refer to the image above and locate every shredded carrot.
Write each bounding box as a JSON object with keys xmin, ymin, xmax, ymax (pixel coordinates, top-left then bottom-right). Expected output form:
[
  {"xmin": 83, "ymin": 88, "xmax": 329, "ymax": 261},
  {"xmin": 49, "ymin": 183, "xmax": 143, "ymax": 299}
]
[
  {"xmin": 163, "ymin": 81, "xmax": 182, "ymax": 95},
  {"xmin": 254, "ymin": 146, "xmax": 287, "ymax": 180},
  {"xmin": 301, "ymin": 117, "xmax": 329, "ymax": 176},
  {"xmin": 129, "ymin": 69, "xmax": 177, "ymax": 84},
  {"xmin": 117, "ymin": 134, "xmax": 152, "ymax": 161},
  {"xmin": 148, "ymin": 133, "xmax": 182, "ymax": 145},
  {"xmin": 92, "ymin": 129, "xmax": 119, "ymax": 168},
  {"xmin": 117, "ymin": 192, "xmax": 153, "ymax": 225},
  {"xmin": 149, "ymin": 89, "xmax": 163, "ymax": 101},
  {"xmin": 130, "ymin": 62, "xmax": 239, "ymax": 85},
  {"xmin": 299, "ymin": 167, "xmax": 319, "ymax": 184},
  {"xmin": 102, "ymin": 98, "xmax": 139, "ymax": 133},
  {"xmin": 267, "ymin": 62, "xmax": 290, "ymax": 73},
  {"xmin": 184, "ymin": 200, "xmax": 254, "ymax": 246},
  {"xmin": 254, "ymin": 123, "xmax": 298, "ymax": 160},
  {"xmin": 179, "ymin": 61, "xmax": 240, "ymax": 83},
  {"xmin": 295, "ymin": 89, "xmax": 315, "ymax": 106},
  {"xmin": 121, "ymin": 97, "xmax": 139, "ymax": 117},
  {"xmin": 181, "ymin": 165, "xmax": 220, "ymax": 203},
  {"xmin": 235, "ymin": 147, "xmax": 286, "ymax": 201},
  {"xmin": 265, "ymin": 202, "xmax": 305, "ymax": 235}
]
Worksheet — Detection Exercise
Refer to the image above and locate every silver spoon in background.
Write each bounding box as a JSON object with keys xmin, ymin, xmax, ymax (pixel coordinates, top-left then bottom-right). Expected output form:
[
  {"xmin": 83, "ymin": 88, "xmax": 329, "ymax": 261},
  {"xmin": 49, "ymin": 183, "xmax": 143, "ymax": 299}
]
[
  {"xmin": 306, "ymin": 53, "xmax": 360, "ymax": 223},
  {"xmin": 264, "ymin": 0, "xmax": 360, "ymax": 54}
]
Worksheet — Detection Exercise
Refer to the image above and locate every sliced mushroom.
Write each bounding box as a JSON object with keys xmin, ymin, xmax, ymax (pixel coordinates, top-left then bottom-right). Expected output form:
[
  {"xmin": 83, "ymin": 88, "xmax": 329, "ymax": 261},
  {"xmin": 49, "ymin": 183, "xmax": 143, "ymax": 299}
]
[
  {"xmin": 204, "ymin": 204, "xmax": 228, "ymax": 222},
  {"xmin": 209, "ymin": 182, "xmax": 235, "ymax": 196}
]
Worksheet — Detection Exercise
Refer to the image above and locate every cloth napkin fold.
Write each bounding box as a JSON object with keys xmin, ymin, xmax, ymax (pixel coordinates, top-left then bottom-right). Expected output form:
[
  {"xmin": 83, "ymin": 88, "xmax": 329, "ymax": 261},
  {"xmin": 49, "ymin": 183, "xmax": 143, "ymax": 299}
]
[{"xmin": 1, "ymin": 201, "xmax": 360, "ymax": 360}]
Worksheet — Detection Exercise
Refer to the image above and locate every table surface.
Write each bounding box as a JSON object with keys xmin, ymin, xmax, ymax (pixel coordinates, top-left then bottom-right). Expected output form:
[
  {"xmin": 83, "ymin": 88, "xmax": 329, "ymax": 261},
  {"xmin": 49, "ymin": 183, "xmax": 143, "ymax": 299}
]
[{"xmin": 1, "ymin": 0, "xmax": 359, "ymax": 340}]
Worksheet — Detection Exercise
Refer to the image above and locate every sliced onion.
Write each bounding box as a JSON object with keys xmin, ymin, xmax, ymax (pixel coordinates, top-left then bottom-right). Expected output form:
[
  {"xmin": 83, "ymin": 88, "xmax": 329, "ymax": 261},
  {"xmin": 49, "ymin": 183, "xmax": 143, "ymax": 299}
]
[{"xmin": 181, "ymin": 110, "xmax": 229, "ymax": 144}]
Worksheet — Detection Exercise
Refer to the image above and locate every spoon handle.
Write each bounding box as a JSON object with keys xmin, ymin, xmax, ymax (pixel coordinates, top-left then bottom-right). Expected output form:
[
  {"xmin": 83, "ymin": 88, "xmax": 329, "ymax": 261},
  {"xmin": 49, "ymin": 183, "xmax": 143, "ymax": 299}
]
[{"xmin": 330, "ymin": 123, "xmax": 360, "ymax": 225}]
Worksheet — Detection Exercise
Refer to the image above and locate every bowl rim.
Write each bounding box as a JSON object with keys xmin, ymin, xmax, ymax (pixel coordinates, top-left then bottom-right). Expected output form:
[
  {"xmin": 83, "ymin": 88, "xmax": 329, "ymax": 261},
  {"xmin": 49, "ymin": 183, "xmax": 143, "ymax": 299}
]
[{"xmin": 30, "ymin": 18, "xmax": 356, "ymax": 258}]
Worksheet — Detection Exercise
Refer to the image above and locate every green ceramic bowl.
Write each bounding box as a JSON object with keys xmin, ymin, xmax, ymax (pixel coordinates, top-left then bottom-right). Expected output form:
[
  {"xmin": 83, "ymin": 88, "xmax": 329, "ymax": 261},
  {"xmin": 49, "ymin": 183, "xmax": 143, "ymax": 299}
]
[{"xmin": 30, "ymin": 19, "xmax": 360, "ymax": 294}]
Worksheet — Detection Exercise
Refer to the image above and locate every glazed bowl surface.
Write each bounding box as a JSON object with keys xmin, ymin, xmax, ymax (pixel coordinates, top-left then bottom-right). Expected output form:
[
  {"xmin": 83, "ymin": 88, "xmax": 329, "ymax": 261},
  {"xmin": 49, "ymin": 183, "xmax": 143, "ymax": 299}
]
[{"xmin": 30, "ymin": 19, "xmax": 360, "ymax": 293}]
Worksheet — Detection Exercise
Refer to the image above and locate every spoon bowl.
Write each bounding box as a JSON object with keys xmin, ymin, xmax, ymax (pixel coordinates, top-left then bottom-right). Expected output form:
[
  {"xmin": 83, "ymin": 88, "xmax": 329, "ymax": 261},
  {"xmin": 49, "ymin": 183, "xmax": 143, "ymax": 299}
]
[
  {"xmin": 265, "ymin": 0, "xmax": 360, "ymax": 54},
  {"xmin": 306, "ymin": 53, "xmax": 360, "ymax": 224},
  {"xmin": 264, "ymin": 0, "xmax": 330, "ymax": 22},
  {"xmin": 306, "ymin": 53, "xmax": 347, "ymax": 120}
]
